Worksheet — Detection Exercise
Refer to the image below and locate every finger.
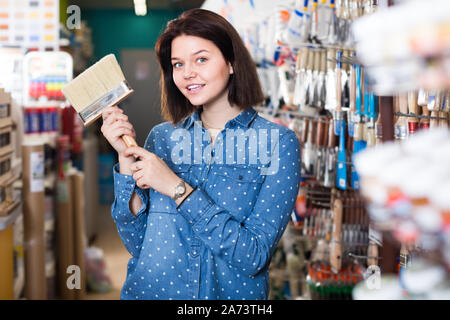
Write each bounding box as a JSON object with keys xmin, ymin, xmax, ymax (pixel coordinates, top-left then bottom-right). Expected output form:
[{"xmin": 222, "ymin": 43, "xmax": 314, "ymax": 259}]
[
  {"xmin": 109, "ymin": 119, "xmax": 133, "ymax": 131},
  {"xmin": 124, "ymin": 146, "xmax": 151, "ymax": 159},
  {"xmin": 102, "ymin": 106, "xmax": 123, "ymax": 121},
  {"xmin": 131, "ymin": 161, "xmax": 143, "ymax": 173},
  {"xmin": 136, "ymin": 177, "xmax": 150, "ymax": 189},
  {"xmin": 108, "ymin": 127, "xmax": 134, "ymax": 140},
  {"xmin": 133, "ymin": 170, "xmax": 144, "ymax": 181},
  {"xmin": 105, "ymin": 113, "xmax": 129, "ymax": 126}
]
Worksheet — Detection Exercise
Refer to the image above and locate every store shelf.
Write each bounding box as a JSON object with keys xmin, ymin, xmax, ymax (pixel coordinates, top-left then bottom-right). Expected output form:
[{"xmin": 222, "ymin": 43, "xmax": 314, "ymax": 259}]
[
  {"xmin": 0, "ymin": 200, "xmax": 21, "ymax": 231},
  {"xmin": 0, "ymin": 118, "xmax": 13, "ymax": 129},
  {"xmin": 23, "ymin": 133, "xmax": 59, "ymax": 149}
]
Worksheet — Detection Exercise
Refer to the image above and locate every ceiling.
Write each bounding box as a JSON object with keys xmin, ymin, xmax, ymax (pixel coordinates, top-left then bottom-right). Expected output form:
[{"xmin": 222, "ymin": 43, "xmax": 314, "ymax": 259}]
[{"xmin": 70, "ymin": 0, "xmax": 205, "ymax": 10}]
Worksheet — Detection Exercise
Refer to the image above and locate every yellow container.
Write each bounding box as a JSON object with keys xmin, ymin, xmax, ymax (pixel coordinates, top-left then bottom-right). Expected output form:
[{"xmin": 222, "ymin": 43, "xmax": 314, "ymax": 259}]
[{"xmin": 0, "ymin": 225, "xmax": 13, "ymax": 299}]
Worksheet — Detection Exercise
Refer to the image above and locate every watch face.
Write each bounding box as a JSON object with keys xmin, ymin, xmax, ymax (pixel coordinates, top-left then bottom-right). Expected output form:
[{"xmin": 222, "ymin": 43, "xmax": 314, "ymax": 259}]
[{"xmin": 176, "ymin": 186, "xmax": 184, "ymax": 194}]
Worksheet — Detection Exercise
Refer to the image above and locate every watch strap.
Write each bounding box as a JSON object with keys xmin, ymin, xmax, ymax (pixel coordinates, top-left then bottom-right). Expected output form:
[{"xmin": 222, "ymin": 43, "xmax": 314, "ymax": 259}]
[{"xmin": 176, "ymin": 186, "xmax": 198, "ymax": 210}]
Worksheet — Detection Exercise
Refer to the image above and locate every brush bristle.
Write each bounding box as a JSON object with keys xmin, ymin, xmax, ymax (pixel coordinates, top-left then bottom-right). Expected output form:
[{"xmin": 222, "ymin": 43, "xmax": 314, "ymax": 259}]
[{"xmin": 62, "ymin": 54, "xmax": 126, "ymax": 112}]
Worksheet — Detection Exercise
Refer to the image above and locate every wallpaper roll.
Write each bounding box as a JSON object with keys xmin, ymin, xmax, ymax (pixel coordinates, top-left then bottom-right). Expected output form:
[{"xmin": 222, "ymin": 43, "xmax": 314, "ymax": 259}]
[
  {"xmin": 56, "ymin": 176, "xmax": 75, "ymax": 300},
  {"xmin": 22, "ymin": 142, "xmax": 46, "ymax": 300},
  {"xmin": 71, "ymin": 171, "xmax": 86, "ymax": 300}
]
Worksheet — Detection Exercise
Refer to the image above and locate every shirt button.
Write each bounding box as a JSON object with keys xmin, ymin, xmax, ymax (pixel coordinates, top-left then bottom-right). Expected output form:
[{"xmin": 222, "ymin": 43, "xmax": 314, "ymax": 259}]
[{"xmin": 238, "ymin": 175, "xmax": 243, "ymax": 180}]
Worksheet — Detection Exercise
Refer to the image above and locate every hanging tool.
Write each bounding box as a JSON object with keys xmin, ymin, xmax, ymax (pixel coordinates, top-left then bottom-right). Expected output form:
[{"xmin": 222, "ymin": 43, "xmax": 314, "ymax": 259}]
[
  {"xmin": 394, "ymin": 93, "xmax": 408, "ymax": 140},
  {"xmin": 324, "ymin": 118, "xmax": 337, "ymax": 188},
  {"xmin": 336, "ymin": 118, "xmax": 347, "ymax": 190},
  {"xmin": 330, "ymin": 198, "xmax": 343, "ymax": 272},
  {"xmin": 418, "ymin": 89, "xmax": 430, "ymax": 130},
  {"xmin": 407, "ymin": 91, "xmax": 419, "ymax": 135}
]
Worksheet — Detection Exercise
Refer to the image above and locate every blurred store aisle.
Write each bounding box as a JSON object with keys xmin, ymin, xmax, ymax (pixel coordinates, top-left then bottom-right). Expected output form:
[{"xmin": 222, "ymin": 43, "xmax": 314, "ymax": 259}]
[{"xmin": 83, "ymin": 204, "xmax": 130, "ymax": 300}]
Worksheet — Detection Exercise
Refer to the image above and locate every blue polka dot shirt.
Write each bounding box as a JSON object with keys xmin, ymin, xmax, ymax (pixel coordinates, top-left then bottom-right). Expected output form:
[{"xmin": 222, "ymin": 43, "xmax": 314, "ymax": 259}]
[{"xmin": 112, "ymin": 107, "xmax": 301, "ymax": 300}]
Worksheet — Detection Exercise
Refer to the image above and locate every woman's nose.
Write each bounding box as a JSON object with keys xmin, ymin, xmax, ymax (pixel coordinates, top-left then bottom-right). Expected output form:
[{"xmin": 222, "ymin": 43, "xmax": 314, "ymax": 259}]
[{"xmin": 183, "ymin": 64, "xmax": 197, "ymax": 79}]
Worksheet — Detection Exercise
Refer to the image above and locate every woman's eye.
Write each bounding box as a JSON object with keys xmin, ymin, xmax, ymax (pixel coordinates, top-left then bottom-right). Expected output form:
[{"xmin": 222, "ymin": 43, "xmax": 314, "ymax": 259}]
[
  {"xmin": 197, "ymin": 57, "xmax": 207, "ymax": 63},
  {"xmin": 173, "ymin": 62, "xmax": 182, "ymax": 68}
]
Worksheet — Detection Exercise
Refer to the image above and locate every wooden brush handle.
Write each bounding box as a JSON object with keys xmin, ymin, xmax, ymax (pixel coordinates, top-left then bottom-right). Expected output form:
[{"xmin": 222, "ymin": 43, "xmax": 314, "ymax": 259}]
[
  {"xmin": 306, "ymin": 49, "xmax": 314, "ymax": 71},
  {"xmin": 430, "ymin": 110, "xmax": 439, "ymax": 128},
  {"xmin": 375, "ymin": 108, "xmax": 383, "ymax": 144},
  {"xmin": 367, "ymin": 241, "xmax": 379, "ymax": 267},
  {"xmin": 398, "ymin": 93, "xmax": 408, "ymax": 114},
  {"xmin": 320, "ymin": 50, "xmax": 327, "ymax": 73},
  {"xmin": 313, "ymin": 50, "xmax": 321, "ymax": 72},
  {"xmin": 327, "ymin": 48, "xmax": 336, "ymax": 72},
  {"xmin": 316, "ymin": 117, "xmax": 328, "ymax": 147},
  {"xmin": 307, "ymin": 119, "xmax": 317, "ymax": 144},
  {"xmin": 439, "ymin": 111, "xmax": 448, "ymax": 128},
  {"xmin": 122, "ymin": 135, "xmax": 139, "ymax": 159},
  {"xmin": 420, "ymin": 105, "xmax": 430, "ymax": 129},
  {"xmin": 328, "ymin": 119, "xmax": 338, "ymax": 148},
  {"xmin": 301, "ymin": 119, "xmax": 309, "ymax": 144},
  {"xmin": 330, "ymin": 198, "xmax": 343, "ymax": 272},
  {"xmin": 407, "ymin": 91, "xmax": 419, "ymax": 134},
  {"xmin": 407, "ymin": 91, "xmax": 419, "ymax": 115}
]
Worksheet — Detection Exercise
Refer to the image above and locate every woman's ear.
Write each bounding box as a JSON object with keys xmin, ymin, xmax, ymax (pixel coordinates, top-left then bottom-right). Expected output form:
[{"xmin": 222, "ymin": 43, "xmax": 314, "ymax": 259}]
[{"xmin": 229, "ymin": 63, "xmax": 234, "ymax": 75}]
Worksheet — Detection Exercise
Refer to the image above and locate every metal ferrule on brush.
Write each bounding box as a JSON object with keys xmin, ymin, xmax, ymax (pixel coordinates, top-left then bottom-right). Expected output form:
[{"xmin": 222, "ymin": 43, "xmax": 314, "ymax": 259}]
[{"xmin": 78, "ymin": 81, "xmax": 132, "ymax": 125}]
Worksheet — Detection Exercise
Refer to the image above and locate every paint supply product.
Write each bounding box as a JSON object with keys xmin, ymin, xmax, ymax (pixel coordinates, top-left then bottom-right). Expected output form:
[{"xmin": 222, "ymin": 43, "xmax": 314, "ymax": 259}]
[
  {"xmin": 22, "ymin": 142, "xmax": 46, "ymax": 299},
  {"xmin": 61, "ymin": 54, "xmax": 138, "ymax": 149}
]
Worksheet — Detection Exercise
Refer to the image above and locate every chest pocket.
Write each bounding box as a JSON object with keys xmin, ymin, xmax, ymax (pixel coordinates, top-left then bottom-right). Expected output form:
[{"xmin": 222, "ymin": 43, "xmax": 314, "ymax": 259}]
[
  {"xmin": 149, "ymin": 163, "xmax": 192, "ymax": 214},
  {"xmin": 208, "ymin": 164, "xmax": 265, "ymax": 221}
]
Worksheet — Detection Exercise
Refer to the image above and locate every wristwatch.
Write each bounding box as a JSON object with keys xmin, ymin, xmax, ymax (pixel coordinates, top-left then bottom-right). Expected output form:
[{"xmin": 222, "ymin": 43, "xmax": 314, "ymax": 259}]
[{"xmin": 172, "ymin": 180, "xmax": 187, "ymax": 201}]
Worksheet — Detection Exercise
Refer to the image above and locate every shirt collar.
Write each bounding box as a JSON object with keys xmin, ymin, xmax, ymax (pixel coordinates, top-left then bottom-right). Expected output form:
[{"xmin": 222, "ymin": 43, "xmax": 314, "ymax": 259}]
[{"xmin": 182, "ymin": 106, "xmax": 257, "ymax": 129}]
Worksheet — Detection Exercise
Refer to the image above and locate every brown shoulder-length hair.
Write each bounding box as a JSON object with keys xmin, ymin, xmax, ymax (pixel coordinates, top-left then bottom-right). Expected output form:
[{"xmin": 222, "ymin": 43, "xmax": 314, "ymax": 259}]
[{"xmin": 155, "ymin": 8, "xmax": 264, "ymax": 125}]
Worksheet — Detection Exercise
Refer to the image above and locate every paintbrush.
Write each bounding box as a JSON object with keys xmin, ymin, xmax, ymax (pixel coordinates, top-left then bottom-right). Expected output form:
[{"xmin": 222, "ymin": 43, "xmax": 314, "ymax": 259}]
[
  {"xmin": 366, "ymin": 93, "xmax": 377, "ymax": 147},
  {"xmin": 315, "ymin": 116, "xmax": 329, "ymax": 183},
  {"xmin": 324, "ymin": 118, "xmax": 337, "ymax": 188},
  {"xmin": 336, "ymin": 118, "xmax": 347, "ymax": 190},
  {"xmin": 317, "ymin": 50, "xmax": 327, "ymax": 108},
  {"xmin": 407, "ymin": 91, "xmax": 419, "ymax": 135},
  {"xmin": 375, "ymin": 109, "xmax": 383, "ymax": 146},
  {"xmin": 439, "ymin": 92, "xmax": 448, "ymax": 128},
  {"xmin": 334, "ymin": 50, "xmax": 344, "ymax": 136},
  {"xmin": 305, "ymin": 49, "xmax": 314, "ymax": 106},
  {"xmin": 446, "ymin": 91, "xmax": 450, "ymax": 127},
  {"xmin": 325, "ymin": 48, "xmax": 337, "ymax": 111},
  {"xmin": 418, "ymin": 89, "xmax": 430, "ymax": 130},
  {"xmin": 394, "ymin": 93, "xmax": 408, "ymax": 141},
  {"xmin": 348, "ymin": 51, "xmax": 356, "ymax": 139},
  {"xmin": 311, "ymin": 50, "xmax": 321, "ymax": 107},
  {"xmin": 62, "ymin": 54, "xmax": 137, "ymax": 148},
  {"xmin": 428, "ymin": 91, "xmax": 440, "ymax": 129}
]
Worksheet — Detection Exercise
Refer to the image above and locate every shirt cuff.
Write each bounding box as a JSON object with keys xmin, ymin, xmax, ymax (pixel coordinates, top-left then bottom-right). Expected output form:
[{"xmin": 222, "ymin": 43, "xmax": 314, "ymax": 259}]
[
  {"xmin": 176, "ymin": 187, "xmax": 214, "ymax": 225},
  {"xmin": 113, "ymin": 163, "xmax": 149, "ymax": 219}
]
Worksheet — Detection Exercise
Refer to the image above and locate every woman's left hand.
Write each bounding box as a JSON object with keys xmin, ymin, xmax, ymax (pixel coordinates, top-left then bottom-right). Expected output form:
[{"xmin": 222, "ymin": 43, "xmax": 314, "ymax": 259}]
[{"xmin": 124, "ymin": 146, "xmax": 182, "ymax": 198}]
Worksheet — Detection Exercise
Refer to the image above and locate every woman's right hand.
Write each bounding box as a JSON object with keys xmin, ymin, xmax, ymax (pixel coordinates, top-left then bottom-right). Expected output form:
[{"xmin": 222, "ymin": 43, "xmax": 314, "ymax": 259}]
[{"xmin": 100, "ymin": 105, "xmax": 136, "ymax": 158}]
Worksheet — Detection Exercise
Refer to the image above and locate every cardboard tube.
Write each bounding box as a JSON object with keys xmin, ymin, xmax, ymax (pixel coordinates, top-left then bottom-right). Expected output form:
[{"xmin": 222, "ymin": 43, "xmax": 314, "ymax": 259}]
[
  {"xmin": 56, "ymin": 176, "xmax": 75, "ymax": 300},
  {"xmin": 22, "ymin": 142, "xmax": 46, "ymax": 300},
  {"xmin": 70, "ymin": 171, "xmax": 86, "ymax": 300}
]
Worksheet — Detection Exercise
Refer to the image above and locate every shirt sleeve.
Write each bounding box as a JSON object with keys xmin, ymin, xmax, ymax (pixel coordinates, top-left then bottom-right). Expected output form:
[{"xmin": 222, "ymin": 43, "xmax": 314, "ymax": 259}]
[
  {"xmin": 110, "ymin": 129, "xmax": 155, "ymax": 258},
  {"xmin": 176, "ymin": 130, "xmax": 301, "ymax": 277}
]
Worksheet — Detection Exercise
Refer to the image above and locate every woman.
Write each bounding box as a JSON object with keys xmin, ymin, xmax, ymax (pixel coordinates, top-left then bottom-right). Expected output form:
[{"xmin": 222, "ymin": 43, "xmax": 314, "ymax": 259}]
[{"xmin": 101, "ymin": 9, "xmax": 301, "ymax": 300}]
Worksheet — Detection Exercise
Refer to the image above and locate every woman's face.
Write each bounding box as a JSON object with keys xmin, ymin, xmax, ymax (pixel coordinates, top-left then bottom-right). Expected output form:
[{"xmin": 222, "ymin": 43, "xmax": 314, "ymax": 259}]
[{"xmin": 171, "ymin": 35, "xmax": 233, "ymax": 107}]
